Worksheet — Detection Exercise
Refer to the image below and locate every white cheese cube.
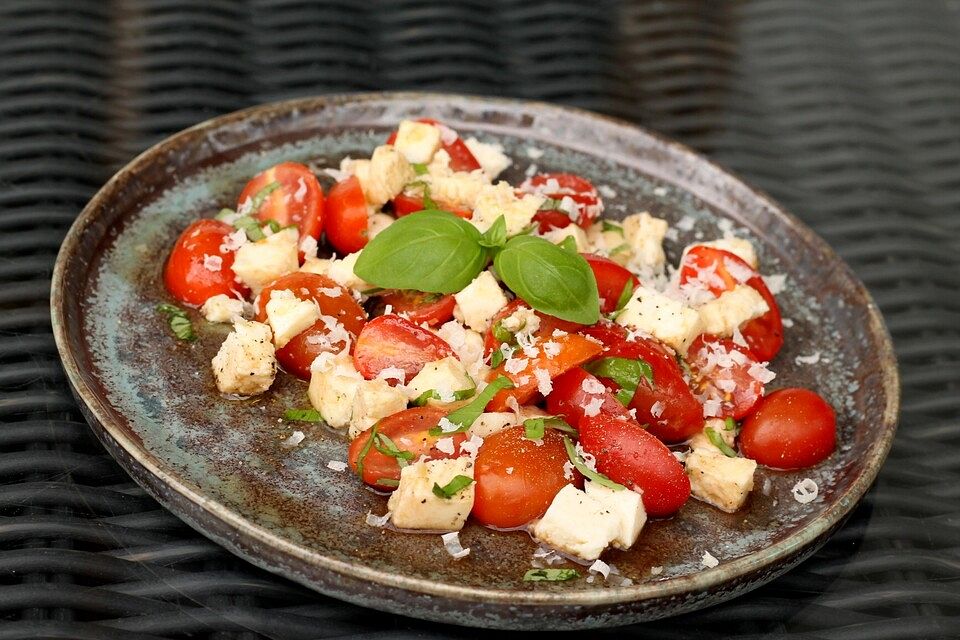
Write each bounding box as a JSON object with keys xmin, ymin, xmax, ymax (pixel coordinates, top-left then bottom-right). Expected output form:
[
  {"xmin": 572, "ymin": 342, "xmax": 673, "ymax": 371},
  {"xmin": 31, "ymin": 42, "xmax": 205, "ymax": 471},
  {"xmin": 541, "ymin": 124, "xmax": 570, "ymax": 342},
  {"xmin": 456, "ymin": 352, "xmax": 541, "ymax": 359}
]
[
  {"xmin": 326, "ymin": 252, "xmax": 369, "ymax": 291},
  {"xmin": 541, "ymin": 224, "xmax": 590, "ymax": 252},
  {"xmin": 405, "ymin": 356, "xmax": 475, "ymax": 404},
  {"xmin": 531, "ymin": 485, "xmax": 620, "ymax": 561},
  {"xmin": 368, "ymin": 212, "xmax": 395, "ymax": 240},
  {"xmin": 463, "ymin": 137, "xmax": 511, "ymax": 179},
  {"xmin": 686, "ymin": 449, "xmax": 757, "ymax": 513},
  {"xmin": 357, "ymin": 145, "xmax": 415, "ymax": 208},
  {"xmin": 471, "ymin": 181, "xmax": 544, "ymax": 236},
  {"xmin": 231, "ymin": 228, "xmax": 299, "ymax": 294},
  {"xmin": 467, "ymin": 412, "xmax": 518, "ymax": 438},
  {"xmin": 211, "ymin": 319, "xmax": 277, "ymax": 396},
  {"xmin": 349, "ymin": 379, "xmax": 408, "ymax": 439},
  {"xmin": 299, "ymin": 257, "xmax": 331, "ymax": 276},
  {"xmin": 308, "ymin": 353, "xmax": 363, "ymax": 429},
  {"xmin": 616, "ymin": 286, "xmax": 703, "ymax": 355},
  {"xmin": 687, "ymin": 418, "xmax": 737, "ymax": 453},
  {"xmin": 697, "ymin": 285, "xmax": 769, "ymax": 338},
  {"xmin": 584, "ymin": 481, "xmax": 647, "ymax": 550},
  {"xmin": 416, "ymin": 171, "xmax": 489, "ymax": 210},
  {"xmin": 394, "ymin": 120, "xmax": 442, "ymax": 164},
  {"xmin": 435, "ymin": 321, "xmax": 485, "ymax": 376},
  {"xmin": 587, "ymin": 222, "xmax": 631, "ymax": 266},
  {"xmin": 453, "ymin": 270, "xmax": 508, "ymax": 332},
  {"xmin": 201, "ymin": 294, "xmax": 248, "ymax": 323},
  {"xmin": 622, "ymin": 212, "xmax": 668, "ymax": 270},
  {"xmin": 264, "ymin": 289, "xmax": 320, "ymax": 348},
  {"xmin": 388, "ymin": 458, "xmax": 476, "ymax": 531},
  {"xmin": 687, "ymin": 238, "xmax": 759, "ymax": 269}
]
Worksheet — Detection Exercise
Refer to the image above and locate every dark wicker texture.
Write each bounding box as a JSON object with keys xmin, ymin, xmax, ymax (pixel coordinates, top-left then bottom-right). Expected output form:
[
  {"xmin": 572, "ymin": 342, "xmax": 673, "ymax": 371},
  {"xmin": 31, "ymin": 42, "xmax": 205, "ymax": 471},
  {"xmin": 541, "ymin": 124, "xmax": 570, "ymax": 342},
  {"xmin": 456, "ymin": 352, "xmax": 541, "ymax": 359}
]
[{"xmin": 1, "ymin": 0, "xmax": 958, "ymax": 638}]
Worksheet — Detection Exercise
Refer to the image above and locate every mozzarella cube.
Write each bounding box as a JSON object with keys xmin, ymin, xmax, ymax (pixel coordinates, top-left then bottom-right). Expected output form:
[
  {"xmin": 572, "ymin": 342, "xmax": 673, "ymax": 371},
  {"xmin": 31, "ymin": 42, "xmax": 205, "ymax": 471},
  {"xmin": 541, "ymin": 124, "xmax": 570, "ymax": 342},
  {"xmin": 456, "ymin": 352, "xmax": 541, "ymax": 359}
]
[
  {"xmin": 688, "ymin": 418, "xmax": 737, "ymax": 453},
  {"xmin": 326, "ymin": 252, "xmax": 369, "ymax": 291},
  {"xmin": 622, "ymin": 212, "xmax": 668, "ymax": 270},
  {"xmin": 201, "ymin": 294, "xmax": 247, "ymax": 323},
  {"xmin": 405, "ymin": 356, "xmax": 475, "ymax": 405},
  {"xmin": 471, "ymin": 181, "xmax": 544, "ymax": 236},
  {"xmin": 349, "ymin": 379, "xmax": 408, "ymax": 439},
  {"xmin": 264, "ymin": 289, "xmax": 320, "ymax": 348},
  {"xmin": 467, "ymin": 412, "xmax": 518, "ymax": 438},
  {"xmin": 231, "ymin": 228, "xmax": 299, "ymax": 293},
  {"xmin": 435, "ymin": 321, "xmax": 486, "ymax": 375},
  {"xmin": 394, "ymin": 120, "xmax": 442, "ymax": 164},
  {"xmin": 211, "ymin": 319, "xmax": 277, "ymax": 396},
  {"xmin": 299, "ymin": 257, "xmax": 331, "ymax": 276},
  {"xmin": 688, "ymin": 238, "xmax": 758, "ymax": 269},
  {"xmin": 453, "ymin": 270, "xmax": 508, "ymax": 332},
  {"xmin": 388, "ymin": 458, "xmax": 476, "ymax": 531},
  {"xmin": 368, "ymin": 212, "xmax": 395, "ymax": 240},
  {"xmin": 616, "ymin": 286, "xmax": 703, "ymax": 355},
  {"xmin": 532, "ymin": 485, "xmax": 620, "ymax": 561},
  {"xmin": 686, "ymin": 449, "xmax": 756, "ymax": 513},
  {"xmin": 416, "ymin": 171, "xmax": 489, "ymax": 210},
  {"xmin": 584, "ymin": 481, "xmax": 647, "ymax": 550},
  {"xmin": 464, "ymin": 137, "xmax": 512, "ymax": 179},
  {"xmin": 697, "ymin": 285, "xmax": 769, "ymax": 338},
  {"xmin": 357, "ymin": 145, "xmax": 414, "ymax": 208},
  {"xmin": 542, "ymin": 224, "xmax": 590, "ymax": 252},
  {"xmin": 308, "ymin": 354, "xmax": 363, "ymax": 429}
]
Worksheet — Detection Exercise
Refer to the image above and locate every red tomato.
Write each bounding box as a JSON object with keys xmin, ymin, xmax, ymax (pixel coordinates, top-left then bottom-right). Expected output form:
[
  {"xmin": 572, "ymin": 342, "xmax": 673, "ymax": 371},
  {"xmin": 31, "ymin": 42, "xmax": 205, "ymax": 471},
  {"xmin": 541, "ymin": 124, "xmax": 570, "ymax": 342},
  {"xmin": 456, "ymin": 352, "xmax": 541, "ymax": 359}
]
[
  {"xmin": 688, "ymin": 334, "xmax": 765, "ymax": 420},
  {"xmin": 679, "ymin": 246, "xmax": 784, "ymax": 361},
  {"xmin": 519, "ymin": 173, "xmax": 603, "ymax": 228},
  {"xmin": 374, "ymin": 290, "xmax": 456, "ymax": 327},
  {"xmin": 392, "ymin": 192, "xmax": 472, "ymax": 219},
  {"xmin": 602, "ymin": 338, "xmax": 703, "ymax": 443},
  {"xmin": 326, "ymin": 176, "xmax": 369, "ymax": 255},
  {"xmin": 255, "ymin": 272, "xmax": 367, "ymax": 380},
  {"xmin": 237, "ymin": 162, "xmax": 324, "ymax": 251},
  {"xmin": 579, "ymin": 412, "xmax": 690, "ymax": 517},
  {"xmin": 347, "ymin": 407, "xmax": 466, "ymax": 488},
  {"xmin": 546, "ymin": 367, "xmax": 632, "ymax": 426},
  {"xmin": 531, "ymin": 208, "xmax": 572, "ymax": 233},
  {"xmin": 739, "ymin": 388, "xmax": 836, "ymax": 469},
  {"xmin": 163, "ymin": 219, "xmax": 249, "ymax": 306},
  {"xmin": 473, "ymin": 426, "xmax": 580, "ymax": 528},
  {"xmin": 583, "ymin": 254, "xmax": 640, "ymax": 314},
  {"xmin": 483, "ymin": 299, "xmax": 582, "ymax": 355},
  {"xmin": 577, "ymin": 320, "xmax": 627, "ymax": 348},
  {"xmin": 353, "ymin": 314, "xmax": 455, "ymax": 383},
  {"xmin": 385, "ymin": 118, "xmax": 481, "ymax": 172}
]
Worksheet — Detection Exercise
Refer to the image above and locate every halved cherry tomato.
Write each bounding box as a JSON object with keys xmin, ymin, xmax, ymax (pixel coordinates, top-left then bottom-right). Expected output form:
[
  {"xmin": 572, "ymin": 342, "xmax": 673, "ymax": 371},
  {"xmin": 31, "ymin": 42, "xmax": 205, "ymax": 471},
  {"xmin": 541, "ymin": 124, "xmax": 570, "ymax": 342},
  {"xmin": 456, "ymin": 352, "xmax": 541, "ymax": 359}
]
[
  {"xmin": 255, "ymin": 272, "xmax": 367, "ymax": 380},
  {"xmin": 583, "ymin": 254, "xmax": 640, "ymax": 313},
  {"xmin": 519, "ymin": 173, "xmax": 603, "ymax": 228},
  {"xmin": 601, "ymin": 338, "xmax": 702, "ymax": 443},
  {"xmin": 391, "ymin": 193, "xmax": 472, "ymax": 219},
  {"xmin": 353, "ymin": 314, "xmax": 455, "ymax": 383},
  {"xmin": 579, "ymin": 412, "xmax": 690, "ymax": 517},
  {"xmin": 386, "ymin": 118, "xmax": 481, "ymax": 172},
  {"xmin": 531, "ymin": 208, "xmax": 572, "ymax": 233},
  {"xmin": 679, "ymin": 246, "xmax": 784, "ymax": 361},
  {"xmin": 577, "ymin": 320, "xmax": 627, "ymax": 348},
  {"xmin": 163, "ymin": 219, "xmax": 249, "ymax": 306},
  {"xmin": 739, "ymin": 388, "xmax": 836, "ymax": 469},
  {"xmin": 688, "ymin": 334, "xmax": 764, "ymax": 420},
  {"xmin": 373, "ymin": 290, "xmax": 456, "ymax": 327},
  {"xmin": 326, "ymin": 176, "xmax": 368, "ymax": 255},
  {"xmin": 546, "ymin": 367, "xmax": 632, "ymax": 426},
  {"xmin": 483, "ymin": 299, "xmax": 582, "ymax": 355},
  {"xmin": 237, "ymin": 162, "xmax": 324, "ymax": 253},
  {"xmin": 347, "ymin": 407, "xmax": 465, "ymax": 489},
  {"xmin": 473, "ymin": 426, "xmax": 581, "ymax": 528}
]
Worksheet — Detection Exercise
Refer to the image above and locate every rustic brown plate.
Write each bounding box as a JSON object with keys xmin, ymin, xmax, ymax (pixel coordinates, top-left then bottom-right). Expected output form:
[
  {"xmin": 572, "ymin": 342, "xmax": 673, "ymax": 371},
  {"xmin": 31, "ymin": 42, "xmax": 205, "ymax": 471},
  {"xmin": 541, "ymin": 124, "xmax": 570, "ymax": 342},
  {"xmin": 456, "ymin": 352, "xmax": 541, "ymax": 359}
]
[{"xmin": 51, "ymin": 93, "xmax": 899, "ymax": 629}]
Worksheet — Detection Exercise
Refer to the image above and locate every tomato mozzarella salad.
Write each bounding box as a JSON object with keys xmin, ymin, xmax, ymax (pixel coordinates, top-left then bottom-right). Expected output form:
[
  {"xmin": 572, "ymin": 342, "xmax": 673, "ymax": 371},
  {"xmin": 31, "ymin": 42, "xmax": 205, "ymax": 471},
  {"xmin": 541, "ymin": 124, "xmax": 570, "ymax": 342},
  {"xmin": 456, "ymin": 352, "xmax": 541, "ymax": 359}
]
[{"xmin": 162, "ymin": 118, "xmax": 837, "ymax": 572}]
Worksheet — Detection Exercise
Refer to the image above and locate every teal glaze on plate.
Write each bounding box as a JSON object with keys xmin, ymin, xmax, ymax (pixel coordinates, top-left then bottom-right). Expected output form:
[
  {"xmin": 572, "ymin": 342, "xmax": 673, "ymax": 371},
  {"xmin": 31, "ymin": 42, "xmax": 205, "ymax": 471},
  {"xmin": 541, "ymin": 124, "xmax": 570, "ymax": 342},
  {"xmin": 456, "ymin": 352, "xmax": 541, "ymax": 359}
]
[{"xmin": 52, "ymin": 93, "xmax": 899, "ymax": 629}]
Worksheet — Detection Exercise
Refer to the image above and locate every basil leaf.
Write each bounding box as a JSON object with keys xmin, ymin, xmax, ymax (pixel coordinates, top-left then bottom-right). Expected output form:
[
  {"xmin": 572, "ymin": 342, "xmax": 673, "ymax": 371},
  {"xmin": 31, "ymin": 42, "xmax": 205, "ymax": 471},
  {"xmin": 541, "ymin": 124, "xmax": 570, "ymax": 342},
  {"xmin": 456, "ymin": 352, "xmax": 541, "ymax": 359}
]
[
  {"xmin": 375, "ymin": 478, "xmax": 400, "ymax": 488},
  {"xmin": 156, "ymin": 303, "xmax": 196, "ymax": 341},
  {"xmin": 429, "ymin": 375, "xmax": 514, "ymax": 436},
  {"xmin": 354, "ymin": 210, "xmax": 487, "ymax": 294},
  {"xmin": 490, "ymin": 349, "xmax": 505, "ymax": 368},
  {"xmin": 491, "ymin": 320, "xmax": 514, "ymax": 345},
  {"xmin": 432, "ymin": 474, "xmax": 474, "ymax": 499},
  {"xmin": 494, "ymin": 235, "xmax": 599, "ymax": 324},
  {"xmin": 215, "ymin": 208, "xmax": 237, "ymax": 221},
  {"xmin": 524, "ymin": 568, "xmax": 579, "ymax": 582},
  {"xmin": 373, "ymin": 432, "xmax": 414, "ymax": 468},
  {"xmin": 412, "ymin": 387, "xmax": 476, "ymax": 407},
  {"xmin": 283, "ymin": 408, "xmax": 322, "ymax": 422},
  {"xmin": 558, "ymin": 235, "xmax": 578, "ymax": 254},
  {"xmin": 523, "ymin": 416, "xmax": 577, "ymax": 440},
  {"xmin": 355, "ymin": 422, "xmax": 380, "ymax": 478},
  {"xmin": 615, "ymin": 278, "xmax": 634, "ymax": 311},
  {"xmin": 583, "ymin": 357, "xmax": 653, "ymax": 406},
  {"xmin": 563, "ymin": 436, "xmax": 626, "ymax": 491},
  {"xmin": 412, "ymin": 162, "xmax": 428, "ymax": 175},
  {"xmin": 539, "ymin": 197, "xmax": 563, "ymax": 211},
  {"xmin": 601, "ymin": 220, "xmax": 624, "ymax": 235},
  {"xmin": 248, "ymin": 180, "xmax": 281, "ymax": 213},
  {"xmin": 478, "ymin": 215, "xmax": 507, "ymax": 249},
  {"xmin": 233, "ymin": 215, "xmax": 266, "ymax": 241},
  {"xmin": 705, "ymin": 426, "xmax": 737, "ymax": 458},
  {"xmin": 724, "ymin": 417, "xmax": 737, "ymax": 431}
]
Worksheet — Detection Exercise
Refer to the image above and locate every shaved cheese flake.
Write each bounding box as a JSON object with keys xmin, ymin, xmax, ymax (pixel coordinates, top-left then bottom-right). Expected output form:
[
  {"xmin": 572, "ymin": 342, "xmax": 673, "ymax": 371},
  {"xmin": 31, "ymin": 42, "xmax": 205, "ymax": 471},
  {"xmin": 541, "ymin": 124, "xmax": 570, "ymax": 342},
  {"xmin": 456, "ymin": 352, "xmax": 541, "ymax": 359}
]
[
  {"xmin": 589, "ymin": 559, "xmax": 611, "ymax": 579},
  {"xmin": 435, "ymin": 437, "xmax": 455, "ymax": 455},
  {"xmin": 701, "ymin": 551, "xmax": 719, "ymax": 569},
  {"xmin": 795, "ymin": 352, "xmax": 821, "ymax": 366},
  {"xmin": 326, "ymin": 460, "xmax": 348, "ymax": 472},
  {"xmin": 441, "ymin": 532, "xmax": 471, "ymax": 559},
  {"xmin": 377, "ymin": 366, "xmax": 406, "ymax": 383},
  {"xmin": 534, "ymin": 368, "xmax": 553, "ymax": 395},
  {"xmin": 582, "ymin": 397, "xmax": 604, "ymax": 417},
  {"xmin": 203, "ymin": 254, "xmax": 223, "ymax": 272},
  {"xmin": 437, "ymin": 417, "xmax": 459, "ymax": 434},
  {"xmin": 366, "ymin": 511, "xmax": 391, "ymax": 527},
  {"xmin": 581, "ymin": 378, "xmax": 606, "ymax": 395},
  {"xmin": 281, "ymin": 431, "xmax": 305, "ymax": 448},
  {"xmin": 504, "ymin": 357, "xmax": 529, "ymax": 375},
  {"xmin": 792, "ymin": 478, "xmax": 819, "ymax": 504}
]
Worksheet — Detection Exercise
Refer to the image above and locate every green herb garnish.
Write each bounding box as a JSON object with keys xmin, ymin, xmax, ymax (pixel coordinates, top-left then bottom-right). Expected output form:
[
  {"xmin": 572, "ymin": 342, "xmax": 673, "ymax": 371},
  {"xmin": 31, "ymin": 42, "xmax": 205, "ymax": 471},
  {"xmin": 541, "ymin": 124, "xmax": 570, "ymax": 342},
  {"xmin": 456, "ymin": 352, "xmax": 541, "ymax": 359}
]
[
  {"xmin": 412, "ymin": 162, "xmax": 428, "ymax": 175},
  {"xmin": 283, "ymin": 408, "xmax": 322, "ymax": 422},
  {"xmin": 524, "ymin": 568, "xmax": 579, "ymax": 582},
  {"xmin": 563, "ymin": 436, "xmax": 626, "ymax": 491},
  {"xmin": 490, "ymin": 348, "xmax": 506, "ymax": 368},
  {"xmin": 601, "ymin": 220, "xmax": 624, "ymax": 235},
  {"xmin": 558, "ymin": 235, "xmax": 578, "ymax": 254},
  {"xmin": 355, "ymin": 422, "xmax": 380, "ymax": 478},
  {"xmin": 372, "ymin": 431, "xmax": 414, "ymax": 468},
  {"xmin": 491, "ymin": 320, "xmax": 515, "ymax": 345},
  {"xmin": 724, "ymin": 417, "xmax": 737, "ymax": 431},
  {"xmin": 232, "ymin": 215, "xmax": 266, "ymax": 241},
  {"xmin": 583, "ymin": 357, "xmax": 653, "ymax": 406},
  {"xmin": 705, "ymin": 426, "xmax": 737, "ymax": 458},
  {"xmin": 412, "ymin": 387, "xmax": 476, "ymax": 407},
  {"xmin": 432, "ymin": 474, "xmax": 474, "ymax": 499},
  {"xmin": 215, "ymin": 207, "xmax": 237, "ymax": 221},
  {"xmin": 428, "ymin": 375, "xmax": 514, "ymax": 436},
  {"xmin": 523, "ymin": 416, "xmax": 577, "ymax": 440},
  {"xmin": 478, "ymin": 215, "xmax": 507, "ymax": 249},
  {"xmin": 609, "ymin": 242, "xmax": 631, "ymax": 256},
  {"xmin": 615, "ymin": 278, "xmax": 635, "ymax": 312},
  {"xmin": 375, "ymin": 478, "xmax": 400, "ymax": 488},
  {"xmin": 248, "ymin": 180, "xmax": 281, "ymax": 213},
  {"xmin": 156, "ymin": 303, "xmax": 196, "ymax": 341}
]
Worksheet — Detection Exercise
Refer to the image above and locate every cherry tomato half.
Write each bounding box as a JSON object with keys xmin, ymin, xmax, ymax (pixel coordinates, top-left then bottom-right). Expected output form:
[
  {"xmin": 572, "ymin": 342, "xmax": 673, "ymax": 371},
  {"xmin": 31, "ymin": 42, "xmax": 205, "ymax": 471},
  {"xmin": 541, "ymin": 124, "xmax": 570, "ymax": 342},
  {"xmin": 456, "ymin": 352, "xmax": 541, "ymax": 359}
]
[
  {"xmin": 546, "ymin": 367, "xmax": 632, "ymax": 426},
  {"xmin": 483, "ymin": 299, "xmax": 582, "ymax": 355},
  {"xmin": 531, "ymin": 208, "xmax": 572, "ymax": 233},
  {"xmin": 583, "ymin": 254, "xmax": 640, "ymax": 314},
  {"xmin": 163, "ymin": 219, "xmax": 249, "ymax": 306},
  {"xmin": 255, "ymin": 272, "xmax": 367, "ymax": 380},
  {"xmin": 237, "ymin": 162, "xmax": 324, "ymax": 252},
  {"xmin": 688, "ymin": 334, "xmax": 764, "ymax": 420},
  {"xmin": 577, "ymin": 320, "xmax": 628, "ymax": 349},
  {"xmin": 519, "ymin": 173, "xmax": 603, "ymax": 228},
  {"xmin": 473, "ymin": 426, "xmax": 581, "ymax": 529},
  {"xmin": 392, "ymin": 193, "xmax": 472, "ymax": 219},
  {"xmin": 386, "ymin": 118, "xmax": 481, "ymax": 172},
  {"xmin": 353, "ymin": 314, "xmax": 455, "ymax": 383},
  {"xmin": 739, "ymin": 388, "xmax": 836, "ymax": 469},
  {"xmin": 373, "ymin": 290, "xmax": 456, "ymax": 327},
  {"xmin": 347, "ymin": 407, "xmax": 465, "ymax": 489},
  {"xmin": 326, "ymin": 176, "xmax": 369, "ymax": 255}
]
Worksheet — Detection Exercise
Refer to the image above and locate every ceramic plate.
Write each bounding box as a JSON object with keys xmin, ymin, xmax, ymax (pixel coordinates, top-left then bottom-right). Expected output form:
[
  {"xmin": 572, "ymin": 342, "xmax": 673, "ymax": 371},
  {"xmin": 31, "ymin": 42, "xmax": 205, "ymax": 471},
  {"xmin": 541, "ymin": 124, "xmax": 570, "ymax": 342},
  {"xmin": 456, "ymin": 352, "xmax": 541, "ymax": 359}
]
[{"xmin": 51, "ymin": 93, "xmax": 899, "ymax": 629}]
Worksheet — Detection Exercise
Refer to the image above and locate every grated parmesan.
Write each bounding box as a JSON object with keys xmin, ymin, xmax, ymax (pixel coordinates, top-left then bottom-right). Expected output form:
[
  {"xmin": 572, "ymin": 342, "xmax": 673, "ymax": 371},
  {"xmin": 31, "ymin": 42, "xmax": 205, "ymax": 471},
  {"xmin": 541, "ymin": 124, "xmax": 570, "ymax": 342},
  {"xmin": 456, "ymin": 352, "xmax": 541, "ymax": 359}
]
[{"xmin": 792, "ymin": 478, "xmax": 819, "ymax": 504}]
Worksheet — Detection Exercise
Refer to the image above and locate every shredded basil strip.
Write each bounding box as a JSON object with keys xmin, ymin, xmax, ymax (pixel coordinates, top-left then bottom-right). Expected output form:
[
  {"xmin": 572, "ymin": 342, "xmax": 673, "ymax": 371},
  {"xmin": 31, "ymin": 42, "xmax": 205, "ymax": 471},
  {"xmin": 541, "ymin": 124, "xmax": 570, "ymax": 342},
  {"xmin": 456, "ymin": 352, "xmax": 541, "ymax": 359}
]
[
  {"xmin": 601, "ymin": 220, "xmax": 624, "ymax": 235},
  {"xmin": 705, "ymin": 427, "xmax": 737, "ymax": 458},
  {"xmin": 478, "ymin": 215, "xmax": 507, "ymax": 249},
  {"xmin": 412, "ymin": 162, "xmax": 428, "ymax": 175},
  {"xmin": 524, "ymin": 568, "xmax": 579, "ymax": 582},
  {"xmin": 558, "ymin": 235, "xmax": 578, "ymax": 254},
  {"xmin": 215, "ymin": 207, "xmax": 237, "ymax": 221},
  {"xmin": 609, "ymin": 242, "xmax": 631, "ymax": 256},
  {"xmin": 491, "ymin": 320, "xmax": 514, "ymax": 345},
  {"xmin": 156, "ymin": 303, "xmax": 196, "ymax": 341},
  {"xmin": 248, "ymin": 180, "xmax": 281, "ymax": 213},
  {"xmin": 375, "ymin": 478, "xmax": 400, "ymax": 488},
  {"xmin": 539, "ymin": 197, "xmax": 564, "ymax": 211},
  {"xmin": 412, "ymin": 387, "xmax": 476, "ymax": 407},
  {"xmin": 354, "ymin": 422, "xmax": 380, "ymax": 478},
  {"xmin": 563, "ymin": 436, "xmax": 626, "ymax": 491},
  {"xmin": 724, "ymin": 417, "xmax": 737, "ymax": 432},
  {"xmin": 490, "ymin": 349, "xmax": 505, "ymax": 368},
  {"xmin": 431, "ymin": 474, "xmax": 474, "ymax": 499},
  {"xmin": 283, "ymin": 408, "xmax": 322, "ymax": 422},
  {"xmin": 428, "ymin": 375, "xmax": 514, "ymax": 436},
  {"xmin": 232, "ymin": 215, "xmax": 266, "ymax": 241},
  {"xmin": 523, "ymin": 416, "xmax": 577, "ymax": 440},
  {"xmin": 615, "ymin": 278, "xmax": 635, "ymax": 311},
  {"xmin": 373, "ymin": 432, "xmax": 414, "ymax": 468},
  {"xmin": 583, "ymin": 357, "xmax": 653, "ymax": 407}
]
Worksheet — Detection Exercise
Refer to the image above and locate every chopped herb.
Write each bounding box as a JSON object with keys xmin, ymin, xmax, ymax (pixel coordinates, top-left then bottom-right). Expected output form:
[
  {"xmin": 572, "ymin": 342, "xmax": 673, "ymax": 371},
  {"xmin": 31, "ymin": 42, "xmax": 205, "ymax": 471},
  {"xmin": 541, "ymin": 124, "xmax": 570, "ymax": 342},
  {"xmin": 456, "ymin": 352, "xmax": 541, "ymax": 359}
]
[
  {"xmin": 563, "ymin": 436, "xmax": 626, "ymax": 491},
  {"xmin": 431, "ymin": 474, "xmax": 474, "ymax": 499},
  {"xmin": 156, "ymin": 303, "xmax": 196, "ymax": 341},
  {"xmin": 412, "ymin": 162, "xmax": 428, "ymax": 175},
  {"xmin": 412, "ymin": 387, "xmax": 476, "ymax": 407},
  {"xmin": 558, "ymin": 235, "xmax": 578, "ymax": 253},
  {"xmin": 539, "ymin": 197, "xmax": 563, "ymax": 211},
  {"xmin": 283, "ymin": 408, "xmax": 322, "ymax": 422},
  {"xmin": 428, "ymin": 375, "xmax": 514, "ymax": 436},
  {"xmin": 478, "ymin": 215, "xmax": 507, "ymax": 250},
  {"xmin": 249, "ymin": 180, "xmax": 281, "ymax": 212},
  {"xmin": 354, "ymin": 422, "xmax": 380, "ymax": 478},
  {"xmin": 583, "ymin": 357, "xmax": 653, "ymax": 407},
  {"xmin": 609, "ymin": 242, "xmax": 631, "ymax": 256},
  {"xmin": 232, "ymin": 215, "xmax": 266, "ymax": 241},
  {"xmin": 373, "ymin": 431, "xmax": 414, "ymax": 468},
  {"xmin": 215, "ymin": 208, "xmax": 237, "ymax": 221},
  {"xmin": 375, "ymin": 478, "xmax": 400, "ymax": 488},
  {"xmin": 705, "ymin": 427, "xmax": 737, "ymax": 458},
  {"xmin": 601, "ymin": 220, "xmax": 624, "ymax": 235},
  {"xmin": 524, "ymin": 568, "xmax": 579, "ymax": 582},
  {"xmin": 523, "ymin": 416, "xmax": 577, "ymax": 440},
  {"xmin": 490, "ymin": 349, "xmax": 505, "ymax": 368},
  {"xmin": 264, "ymin": 219, "xmax": 283, "ymax": 233},
  {"xmin": 491, "ymin": 320, "xmax": 514, "ymax": 345},
  {"xmin": 615, "ymin": 278, "xmax": 634, "ymax": 311},
  {"xmin": 724, "ymin": 417, "xmax": 737, "ymax": 432}
]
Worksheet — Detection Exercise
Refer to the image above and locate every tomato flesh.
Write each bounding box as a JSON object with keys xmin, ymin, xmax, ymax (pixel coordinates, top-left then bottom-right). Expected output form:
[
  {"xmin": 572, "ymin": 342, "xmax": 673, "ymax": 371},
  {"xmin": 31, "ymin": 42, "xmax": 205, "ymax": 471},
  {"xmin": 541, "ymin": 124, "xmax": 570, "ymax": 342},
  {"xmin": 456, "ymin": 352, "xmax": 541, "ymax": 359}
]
[
  {"xmin": 374, "ymin": 290, "xmax": 456, "ymax": 327},
  {"xmin": 385, "ymin": 118, "xmax": 481, "ymax": 172},
  {"xmin": 163, "ymin": 219, "xmax": 249, "ymax": 306},
  {"xmin": 531, "ymin": 208, "xmax": 572, "ymax": 233},
  {"xmin": 519, "ymin": 173, "xmax": 603, "ymax": 228},
  {"xmin": 326, "ymin": 176, "xmax": 369, "ymax": 255},
  {"xmin": 546, "ymin": 367, "xmax": 632, "ymax": 426},
  {"xmin": 583, "ymin": 254, "xmax": 640, "ymax": 313},
  {"xmin": 237, "ymin": 162, "xmax": 324, "ymax": 254},
  {"xmin": 688, "ymin": 334, "xmax": 764, "ymax": 420},
  {"xmin": 473, "ymin": 426, "xmax": 580, "ymax": 528},
  {"xmin": 739, "ymin": 388, "xmax": 836, "ymax": 469},
  {"xmin": 392, "ymin": 193, "xmax": 472, "ymax": 219},
  {"xmin": 353, "ymin": 314, "xmax": 455, "ymax": 383},
  {"xmin": 483, "ymin": 299, "xmax": 582, "ymax": 355}
]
